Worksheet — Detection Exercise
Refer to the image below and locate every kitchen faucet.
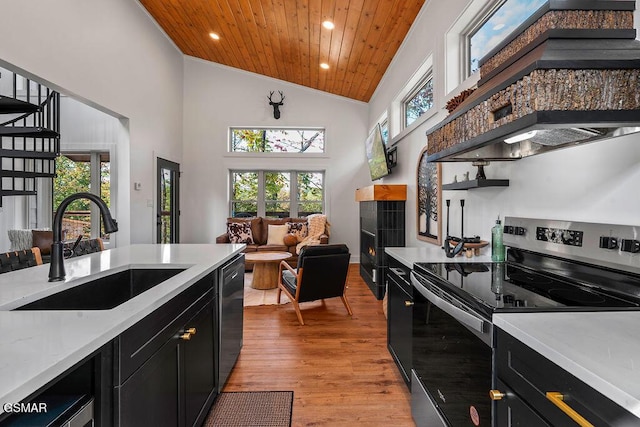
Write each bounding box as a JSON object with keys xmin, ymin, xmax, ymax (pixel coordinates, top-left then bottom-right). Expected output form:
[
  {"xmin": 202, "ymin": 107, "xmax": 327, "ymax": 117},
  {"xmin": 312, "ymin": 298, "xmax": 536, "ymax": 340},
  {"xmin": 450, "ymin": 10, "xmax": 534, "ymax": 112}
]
[{"xmin": 48, "ymin": 192, "xmax": 118, "ymax": 282}]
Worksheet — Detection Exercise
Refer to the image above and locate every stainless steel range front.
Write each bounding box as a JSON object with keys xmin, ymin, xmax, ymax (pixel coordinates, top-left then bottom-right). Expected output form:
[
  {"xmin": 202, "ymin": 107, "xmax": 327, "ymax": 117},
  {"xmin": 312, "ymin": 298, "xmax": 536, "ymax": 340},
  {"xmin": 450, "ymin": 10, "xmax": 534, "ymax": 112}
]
[{"xmin": 409, "ymin": 217, "xmax": 640, "ymax": 427}]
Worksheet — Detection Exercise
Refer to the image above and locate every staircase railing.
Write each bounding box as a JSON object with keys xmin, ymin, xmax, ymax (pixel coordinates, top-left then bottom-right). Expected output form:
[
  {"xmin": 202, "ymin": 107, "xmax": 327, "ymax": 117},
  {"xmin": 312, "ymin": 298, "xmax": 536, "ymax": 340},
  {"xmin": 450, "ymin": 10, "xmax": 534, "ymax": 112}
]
[{"xmin": 0, "ymin": 68, "xmax": 60, "ymax": 205}]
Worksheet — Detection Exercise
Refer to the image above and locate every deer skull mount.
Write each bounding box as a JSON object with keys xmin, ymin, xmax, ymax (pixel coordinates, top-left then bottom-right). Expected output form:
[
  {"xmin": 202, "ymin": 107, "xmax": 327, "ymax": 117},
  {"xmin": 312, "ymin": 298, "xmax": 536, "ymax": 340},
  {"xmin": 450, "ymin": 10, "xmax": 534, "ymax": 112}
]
[{"xmin": 268, "ymin": 91, "xmax": 285, "ymax": 119}]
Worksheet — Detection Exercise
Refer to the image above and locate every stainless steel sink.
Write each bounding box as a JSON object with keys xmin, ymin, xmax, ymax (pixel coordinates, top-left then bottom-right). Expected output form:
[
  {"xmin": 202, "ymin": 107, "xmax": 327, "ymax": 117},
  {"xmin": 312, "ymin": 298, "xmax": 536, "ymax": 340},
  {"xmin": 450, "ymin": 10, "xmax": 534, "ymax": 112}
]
[{"xmin": 14, "ymin": 268, "xmax": 186, "ymax": 310}]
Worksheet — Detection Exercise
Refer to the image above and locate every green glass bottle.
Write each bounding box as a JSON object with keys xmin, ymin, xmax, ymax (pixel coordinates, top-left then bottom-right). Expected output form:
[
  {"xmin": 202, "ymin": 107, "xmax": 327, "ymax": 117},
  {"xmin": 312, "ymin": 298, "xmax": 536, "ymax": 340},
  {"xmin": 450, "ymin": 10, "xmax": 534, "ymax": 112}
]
[{"xmin": 491, "ymin": 217, "xmax": 505, "ymax": 262}]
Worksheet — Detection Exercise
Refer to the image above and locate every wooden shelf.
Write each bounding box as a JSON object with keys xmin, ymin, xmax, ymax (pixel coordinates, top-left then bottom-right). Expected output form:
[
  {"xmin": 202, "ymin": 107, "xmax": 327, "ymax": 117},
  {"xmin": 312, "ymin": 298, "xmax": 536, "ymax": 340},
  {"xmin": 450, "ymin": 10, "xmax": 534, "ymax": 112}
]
[
  {"xmin": 442, "ymin": 179, "xmax": 509, "ymax": 191},
  {"xmin": 355, "ymin": 184, "xmax": 407, "ymax": 201}
]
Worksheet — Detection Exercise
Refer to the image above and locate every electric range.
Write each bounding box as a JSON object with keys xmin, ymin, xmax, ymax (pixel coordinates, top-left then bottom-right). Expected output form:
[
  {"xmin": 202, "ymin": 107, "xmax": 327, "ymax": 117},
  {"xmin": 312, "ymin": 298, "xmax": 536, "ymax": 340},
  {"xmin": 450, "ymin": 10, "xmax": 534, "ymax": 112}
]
[{"xmin": 409, "ymin": 217, "xmax": 640, "ymax": 427}]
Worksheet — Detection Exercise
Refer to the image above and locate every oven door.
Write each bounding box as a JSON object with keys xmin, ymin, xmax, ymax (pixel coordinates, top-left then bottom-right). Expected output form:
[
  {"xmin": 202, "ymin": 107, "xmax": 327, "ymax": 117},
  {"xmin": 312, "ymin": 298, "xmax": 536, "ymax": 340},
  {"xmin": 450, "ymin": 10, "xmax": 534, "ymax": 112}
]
[{"xmin": 410, "ymin": 271, "xmax": 493, "ymax": 427}]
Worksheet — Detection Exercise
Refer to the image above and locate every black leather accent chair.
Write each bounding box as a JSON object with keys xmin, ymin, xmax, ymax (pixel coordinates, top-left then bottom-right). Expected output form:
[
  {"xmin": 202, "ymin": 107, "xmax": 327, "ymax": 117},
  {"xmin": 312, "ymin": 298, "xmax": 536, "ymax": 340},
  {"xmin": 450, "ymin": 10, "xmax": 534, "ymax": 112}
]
[{"xmin": 277, "ymin": 244, "xmax": 353, "ymax": 325}]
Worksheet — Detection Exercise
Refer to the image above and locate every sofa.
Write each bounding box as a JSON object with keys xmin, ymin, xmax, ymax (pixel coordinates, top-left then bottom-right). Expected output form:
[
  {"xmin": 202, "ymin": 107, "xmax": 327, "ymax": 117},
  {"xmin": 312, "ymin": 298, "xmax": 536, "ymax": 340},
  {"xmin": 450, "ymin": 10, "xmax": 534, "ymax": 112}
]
[{"xmin": 215, "ymin": 216, "xmax": 329, "ymax": 269}]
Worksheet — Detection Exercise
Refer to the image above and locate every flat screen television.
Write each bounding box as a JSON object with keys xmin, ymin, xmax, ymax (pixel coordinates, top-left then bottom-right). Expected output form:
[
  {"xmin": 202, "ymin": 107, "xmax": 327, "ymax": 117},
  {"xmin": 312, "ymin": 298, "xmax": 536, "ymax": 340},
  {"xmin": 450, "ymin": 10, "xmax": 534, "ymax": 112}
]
[{"xmin": 364, "ymin": 124, "xmax": 390, "ymax": 181}]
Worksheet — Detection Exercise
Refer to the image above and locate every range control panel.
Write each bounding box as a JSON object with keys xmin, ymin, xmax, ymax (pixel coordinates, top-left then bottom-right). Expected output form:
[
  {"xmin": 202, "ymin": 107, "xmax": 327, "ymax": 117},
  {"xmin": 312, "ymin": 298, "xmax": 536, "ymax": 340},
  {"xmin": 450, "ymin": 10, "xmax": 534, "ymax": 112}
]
[
  {"xmin": 503, "ymin": 217, "xmax": 640, "ymax": 275},
  {"xmin": 536, "ymin": 227, "xmax": 584, "ymax": 247}
]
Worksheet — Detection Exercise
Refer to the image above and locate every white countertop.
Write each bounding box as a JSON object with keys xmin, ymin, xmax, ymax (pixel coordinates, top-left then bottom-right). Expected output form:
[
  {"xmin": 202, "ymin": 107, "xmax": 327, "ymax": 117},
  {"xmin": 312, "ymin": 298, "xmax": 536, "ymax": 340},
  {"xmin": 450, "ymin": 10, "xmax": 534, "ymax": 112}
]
[
  {"xmin": 0, "ymin": 243, "xmax": 245, "ymax": 413},
  {"xmin": 495, "ymin": 312, "xmax": 640, "ymax": 418},
  {"xmin": 385, "ymin": 246, "xmax": 494, "ymax": 267}
]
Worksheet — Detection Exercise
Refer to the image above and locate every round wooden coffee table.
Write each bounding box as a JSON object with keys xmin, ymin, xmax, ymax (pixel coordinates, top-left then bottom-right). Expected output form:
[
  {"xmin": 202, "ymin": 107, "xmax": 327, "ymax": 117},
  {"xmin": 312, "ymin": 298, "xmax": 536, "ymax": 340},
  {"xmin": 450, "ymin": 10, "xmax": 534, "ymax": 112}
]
[{"xmin": 245, "ymin": 251, "xmax": 292, "ymax": 290}]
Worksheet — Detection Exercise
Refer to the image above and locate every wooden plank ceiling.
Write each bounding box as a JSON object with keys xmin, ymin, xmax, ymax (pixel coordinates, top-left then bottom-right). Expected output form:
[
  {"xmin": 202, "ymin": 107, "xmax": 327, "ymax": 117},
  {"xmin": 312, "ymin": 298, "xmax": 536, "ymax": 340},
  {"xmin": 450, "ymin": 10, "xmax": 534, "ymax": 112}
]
[{"xmin": 138, "ymin": 0, "xmax": 425, "ymax": 102}]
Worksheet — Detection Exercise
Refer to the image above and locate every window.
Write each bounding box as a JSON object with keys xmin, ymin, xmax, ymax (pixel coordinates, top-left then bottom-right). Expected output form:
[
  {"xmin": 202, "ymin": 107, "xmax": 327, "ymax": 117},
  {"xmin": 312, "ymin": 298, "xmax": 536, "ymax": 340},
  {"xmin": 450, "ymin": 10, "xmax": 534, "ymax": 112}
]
[
  {"xmin": 53, "ymin": 152, "xmax": 111, "ymax": 241},
  {"xmin": 230, "ymin": 128, "xmax": 325, "ymax": 153},
  {"xmin": 230, "ymin": 170, "xmax": 324, "ymax": 218},
  {"xmin": 403, "ymin": 75, "xmax": 434, "ymax": 128},
  {"xmin": 380, "ymin": 118, "xmax": 389, "ymax": 144},
  {"xmin": 468, "ymin": 0, "xmax": 546, "ymax": 74}
]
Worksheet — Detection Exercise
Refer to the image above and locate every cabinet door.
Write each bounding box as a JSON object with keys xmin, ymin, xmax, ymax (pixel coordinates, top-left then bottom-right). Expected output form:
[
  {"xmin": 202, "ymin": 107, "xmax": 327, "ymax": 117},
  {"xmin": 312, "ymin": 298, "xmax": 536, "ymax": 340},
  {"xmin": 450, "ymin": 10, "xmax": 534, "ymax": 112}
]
[
  {"xmin": 118, "ymin": 338, "xmax": 179, "ymax": 427},
  {"xmin": 387, "ymin": 269, "xmax": 412, "ymax": 387},
  {"xmin": 495, "ymin": 329, "xmax": 639, "ymax": 426},
  {"xmin": 183, "ymin": 301, "xmax": 216, "ymax": 427},
  {"xmin": 493, "ymin": 379, "xmax": 551, "ymax": 427}
]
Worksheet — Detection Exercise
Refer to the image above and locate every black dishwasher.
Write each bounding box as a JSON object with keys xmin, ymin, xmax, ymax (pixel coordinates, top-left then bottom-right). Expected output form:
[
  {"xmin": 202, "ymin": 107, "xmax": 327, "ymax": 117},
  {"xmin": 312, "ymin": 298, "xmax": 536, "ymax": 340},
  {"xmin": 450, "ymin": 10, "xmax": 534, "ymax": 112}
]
[
  {"xmin": 218, "ymin": 254, "xmax": 245, "ymax": 392},
  {"xmin": 386, "ymin": 255, "xmax": 412, "ymax": 387}
]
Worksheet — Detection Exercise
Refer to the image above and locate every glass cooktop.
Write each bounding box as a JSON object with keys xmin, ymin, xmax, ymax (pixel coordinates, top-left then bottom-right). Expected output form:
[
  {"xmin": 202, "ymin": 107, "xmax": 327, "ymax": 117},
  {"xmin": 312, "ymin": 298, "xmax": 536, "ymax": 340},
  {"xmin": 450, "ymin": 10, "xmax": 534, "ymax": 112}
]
[{"xmin": 413, "ymin": 261, "xmax": 640, "ymax": 312}]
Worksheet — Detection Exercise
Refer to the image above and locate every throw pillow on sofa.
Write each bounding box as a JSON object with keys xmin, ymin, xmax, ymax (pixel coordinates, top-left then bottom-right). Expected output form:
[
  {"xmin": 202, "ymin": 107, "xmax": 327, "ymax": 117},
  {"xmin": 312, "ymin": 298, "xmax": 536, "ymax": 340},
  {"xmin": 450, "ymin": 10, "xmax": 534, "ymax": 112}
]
[
  {"xmin": 266, "ymin": 224, "xmax": 289, "ymax": 245},
  {"xmin": 286, "ymin": 222, "xmax": 308, "ymax": 242},
  {"xmin": 227, "ymin": 222, "xmax": 254, "ymax": 244},
  {"xmin": 283, "ymin": 234, "xmax": 298, "ymax": 246}
]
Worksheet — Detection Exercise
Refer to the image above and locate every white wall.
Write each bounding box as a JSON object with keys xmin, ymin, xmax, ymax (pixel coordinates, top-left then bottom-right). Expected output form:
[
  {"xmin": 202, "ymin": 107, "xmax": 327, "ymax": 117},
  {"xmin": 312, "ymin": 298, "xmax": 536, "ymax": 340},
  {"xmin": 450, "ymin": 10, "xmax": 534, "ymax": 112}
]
[
  {"xmin": 369, "ymin": 0, "xmax": 640, "ymax": 247},
  {"xmin": 181, "ymin": 58, "xmax": 370, "ymax": 259},
  {"xmin": 0, "ymin": 0, "xmax": 185, "ymax": 245}
]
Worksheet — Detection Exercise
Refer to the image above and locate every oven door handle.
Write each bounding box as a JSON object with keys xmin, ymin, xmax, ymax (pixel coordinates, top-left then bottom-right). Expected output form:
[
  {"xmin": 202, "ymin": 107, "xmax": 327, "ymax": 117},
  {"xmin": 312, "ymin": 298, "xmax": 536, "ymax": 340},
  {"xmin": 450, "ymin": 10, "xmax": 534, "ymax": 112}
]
[{"xmin": 411, "ymin": 272, "xmax": 486, "ymax": 334}]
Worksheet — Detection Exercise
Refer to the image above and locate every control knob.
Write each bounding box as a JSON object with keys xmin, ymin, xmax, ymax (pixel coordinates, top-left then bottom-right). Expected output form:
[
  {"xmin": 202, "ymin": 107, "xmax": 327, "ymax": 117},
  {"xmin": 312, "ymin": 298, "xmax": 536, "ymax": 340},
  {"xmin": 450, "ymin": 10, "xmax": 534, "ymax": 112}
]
[
  {"xmin": 621, "ymin": 239, "xmax": 640, "ymax": 253},
  {"xmin": 599, "ymin": 236, "xmax": 618, "ymax": 250}
]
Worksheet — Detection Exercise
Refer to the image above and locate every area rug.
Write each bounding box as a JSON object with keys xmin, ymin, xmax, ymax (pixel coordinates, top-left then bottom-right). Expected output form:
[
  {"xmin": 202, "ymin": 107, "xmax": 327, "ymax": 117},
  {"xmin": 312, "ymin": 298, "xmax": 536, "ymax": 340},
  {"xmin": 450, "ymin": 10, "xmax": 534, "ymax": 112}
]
[
  {"xmin": 203, "ymin": 391, "xmax": 293, "ymax": 427},
  {"xmin": 244, "ymin": 272, "xmax": 291, "ymax": 307}
]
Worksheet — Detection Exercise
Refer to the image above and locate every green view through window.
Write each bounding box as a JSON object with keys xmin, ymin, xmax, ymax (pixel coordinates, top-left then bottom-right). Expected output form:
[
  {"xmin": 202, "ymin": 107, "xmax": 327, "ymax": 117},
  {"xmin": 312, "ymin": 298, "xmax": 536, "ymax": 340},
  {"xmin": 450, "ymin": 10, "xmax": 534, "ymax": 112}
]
[
  {"xmin": 230, "ymin": 170, "xmax": 324, "ymax": 218},
  {"xmin": 230, "ymin": 128, "xmax": 325, "ymax": 153},
  {"xmin": 404, "ymin": 77, "xmax": 434, "ymax": 128}
]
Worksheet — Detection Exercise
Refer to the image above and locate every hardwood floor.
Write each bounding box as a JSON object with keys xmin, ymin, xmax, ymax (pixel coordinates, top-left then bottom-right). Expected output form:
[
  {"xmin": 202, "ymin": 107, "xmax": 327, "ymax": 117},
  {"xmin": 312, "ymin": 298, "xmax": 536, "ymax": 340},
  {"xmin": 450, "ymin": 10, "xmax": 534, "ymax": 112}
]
[{"xmin": 223, "ymin": 264, "xmax": 415, "ymax": 426}]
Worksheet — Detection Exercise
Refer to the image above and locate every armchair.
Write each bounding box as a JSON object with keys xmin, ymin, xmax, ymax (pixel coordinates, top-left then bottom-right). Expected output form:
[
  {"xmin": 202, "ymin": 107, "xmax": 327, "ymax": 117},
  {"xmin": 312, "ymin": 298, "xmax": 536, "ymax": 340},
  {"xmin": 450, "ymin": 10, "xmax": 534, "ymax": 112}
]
[{"xmin": 277, "ymin": 244, "xmax": 352, "ymax": 325}]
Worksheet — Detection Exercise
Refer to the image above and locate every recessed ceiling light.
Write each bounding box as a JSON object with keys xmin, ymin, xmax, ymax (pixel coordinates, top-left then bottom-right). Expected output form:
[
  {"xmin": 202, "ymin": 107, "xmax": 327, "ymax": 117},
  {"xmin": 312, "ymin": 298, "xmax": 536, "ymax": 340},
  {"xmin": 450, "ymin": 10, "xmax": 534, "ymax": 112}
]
[
  {"xmin": 320, "ymin": 63, "xmax": 330, "ymax": 69},
  {"xmin": 209, "ymin": 32, "xmax": 220, "ymax": 40},
  {"xmin": 322, "ymin": 20, "xmax": 335, "ymax": 30}
]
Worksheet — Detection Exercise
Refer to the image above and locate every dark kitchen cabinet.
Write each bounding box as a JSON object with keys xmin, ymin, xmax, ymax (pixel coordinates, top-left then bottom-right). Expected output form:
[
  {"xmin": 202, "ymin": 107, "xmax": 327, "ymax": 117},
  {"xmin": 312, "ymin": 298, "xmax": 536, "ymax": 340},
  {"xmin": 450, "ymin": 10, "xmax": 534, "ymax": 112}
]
[
  {"xmin": 0, "ymin": 259, "xmax": 245, "ymax": 427},
  {"xmin": 116, "ymin": 272, "xmax": 217, "ymax": 427},
  {"xmin": 119, "ymin": 337, "xmax": 180, "ymax": 427},
  {"xmin": 183, "ymin": 300, "xmax": 216, "ymax": 427},
  {"xmin": 386, "ymin": 255, "xmax": 412, "ymax": 388},
  {"xmin": 493, "ymin": 378, "xmax": 551, "ymax": 426},
  {"xmin": 493, "ymin": 328, "xmax": 639, "ymax": 426},
  {"xmin": 119, "ymin": 299, "xmax": 215, "ymax": 427}
]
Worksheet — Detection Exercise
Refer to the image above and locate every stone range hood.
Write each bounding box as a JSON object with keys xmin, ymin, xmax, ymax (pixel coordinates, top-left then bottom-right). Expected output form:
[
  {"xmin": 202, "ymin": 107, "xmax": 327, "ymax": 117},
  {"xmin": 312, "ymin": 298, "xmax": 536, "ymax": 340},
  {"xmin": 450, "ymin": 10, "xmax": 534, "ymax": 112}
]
[{"xmin": 426, "ymin": 0, "xmax": 640, "ymax": 162}]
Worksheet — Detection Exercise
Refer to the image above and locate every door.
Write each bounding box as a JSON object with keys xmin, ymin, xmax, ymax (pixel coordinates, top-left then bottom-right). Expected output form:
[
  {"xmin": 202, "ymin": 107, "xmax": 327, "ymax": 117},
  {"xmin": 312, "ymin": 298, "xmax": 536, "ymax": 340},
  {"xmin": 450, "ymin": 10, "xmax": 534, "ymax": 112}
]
[{"xmin": 157, "ymin": 158, "xmax": 180, "ymax": 243}]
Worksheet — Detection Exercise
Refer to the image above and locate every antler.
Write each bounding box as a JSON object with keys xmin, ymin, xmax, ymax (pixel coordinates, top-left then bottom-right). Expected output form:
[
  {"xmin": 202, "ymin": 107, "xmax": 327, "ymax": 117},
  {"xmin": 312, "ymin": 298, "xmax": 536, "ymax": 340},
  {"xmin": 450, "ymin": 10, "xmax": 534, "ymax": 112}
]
[
  {"xmin": 268, "ymin": 90, "xmax": 285, "ymax": 119},
  {"xmin": 268, "ymin": 91, "xmax": 284, "ymax": 105}
]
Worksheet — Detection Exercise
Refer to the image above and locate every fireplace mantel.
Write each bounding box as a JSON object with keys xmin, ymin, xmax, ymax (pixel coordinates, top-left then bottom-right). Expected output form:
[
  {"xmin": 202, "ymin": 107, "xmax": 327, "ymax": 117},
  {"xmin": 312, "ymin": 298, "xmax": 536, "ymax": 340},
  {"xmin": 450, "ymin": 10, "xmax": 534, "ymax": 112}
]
[{"xmin": 355, "ymin": 184, "xmax": 407, "ymax": 202}]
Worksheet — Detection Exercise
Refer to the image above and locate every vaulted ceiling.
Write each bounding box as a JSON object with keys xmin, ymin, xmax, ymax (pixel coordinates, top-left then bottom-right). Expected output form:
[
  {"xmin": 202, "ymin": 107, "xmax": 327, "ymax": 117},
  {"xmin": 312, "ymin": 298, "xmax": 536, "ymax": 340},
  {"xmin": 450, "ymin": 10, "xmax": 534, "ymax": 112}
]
[{"xmin": 138, "ymin": 0, "xmax": 425, "ymax": 102}]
